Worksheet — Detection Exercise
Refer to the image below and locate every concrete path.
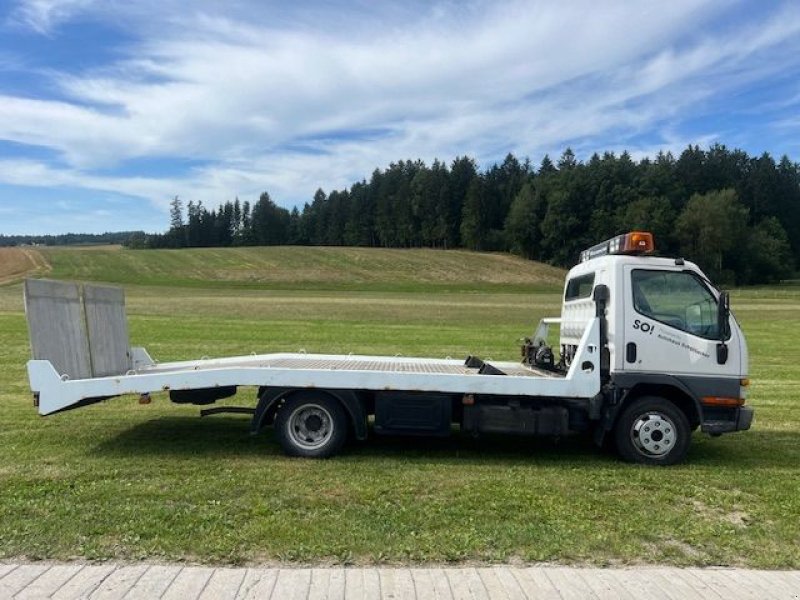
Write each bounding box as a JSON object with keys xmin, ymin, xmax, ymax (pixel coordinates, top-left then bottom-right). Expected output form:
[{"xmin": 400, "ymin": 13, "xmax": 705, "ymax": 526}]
[{"xmin": 1, "ymin": 563, "xmax": 798, "ymax": 599}]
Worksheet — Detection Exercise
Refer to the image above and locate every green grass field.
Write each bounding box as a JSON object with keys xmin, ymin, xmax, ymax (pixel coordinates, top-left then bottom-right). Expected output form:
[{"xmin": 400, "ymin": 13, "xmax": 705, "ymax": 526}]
[{"xmin": 0, "ymin": 246, "xmax": 798, "ymax": 567}]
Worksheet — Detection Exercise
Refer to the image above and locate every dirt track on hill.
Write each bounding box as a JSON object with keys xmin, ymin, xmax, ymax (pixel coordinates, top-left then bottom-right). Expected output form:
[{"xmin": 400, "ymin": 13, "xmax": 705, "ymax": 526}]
[{"xmin": 0, "ymin": 247, "xmax": 50, "ymax": 284}]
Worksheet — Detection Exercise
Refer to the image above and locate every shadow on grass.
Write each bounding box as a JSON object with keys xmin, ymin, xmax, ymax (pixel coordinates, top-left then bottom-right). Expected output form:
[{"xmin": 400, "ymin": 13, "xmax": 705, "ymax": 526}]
[
  {"xmin": 91, "ymin": 414, "xmax": 611, "ymax": 465},
  {"xmin": 349, "ymin": 431, "xmax": 607, "ymax": 464},
  {"xmin": 90, "ymin": 414, "xmax": 792, "ymax": 468}
]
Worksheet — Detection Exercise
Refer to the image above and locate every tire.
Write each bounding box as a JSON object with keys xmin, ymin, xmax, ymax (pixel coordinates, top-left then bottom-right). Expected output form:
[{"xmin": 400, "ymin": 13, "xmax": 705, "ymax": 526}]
[
  {"xmin": 274, "ymin": 393, "xmax": 348, "ymax": 458},
  {"xmin": 614, "ymin": 396, "xmax": 691, "ymax": 465}
]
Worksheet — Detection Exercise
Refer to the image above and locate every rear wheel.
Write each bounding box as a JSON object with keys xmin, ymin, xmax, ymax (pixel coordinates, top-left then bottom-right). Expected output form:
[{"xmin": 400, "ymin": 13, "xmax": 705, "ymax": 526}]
[
  {"xmin": 275, "ymin": 393, "xmax": 348, "ymax": 458},
  {"xmin": 614, "ymin": 396, "xmax": 691, "ymax": 465}
]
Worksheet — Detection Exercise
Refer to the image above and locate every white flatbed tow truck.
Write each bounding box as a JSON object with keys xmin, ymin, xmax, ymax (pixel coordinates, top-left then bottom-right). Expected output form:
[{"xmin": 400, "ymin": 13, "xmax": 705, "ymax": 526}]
[{"xmin": 25, "ymin": 232, "xmax": 753, "ymax": 465}]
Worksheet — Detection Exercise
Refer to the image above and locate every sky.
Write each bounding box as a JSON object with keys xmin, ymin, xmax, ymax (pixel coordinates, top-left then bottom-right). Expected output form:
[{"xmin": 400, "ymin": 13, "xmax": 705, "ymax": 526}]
[{"xmin": 1, "ymin": 1, "xmax": 800, "ymax": 235}]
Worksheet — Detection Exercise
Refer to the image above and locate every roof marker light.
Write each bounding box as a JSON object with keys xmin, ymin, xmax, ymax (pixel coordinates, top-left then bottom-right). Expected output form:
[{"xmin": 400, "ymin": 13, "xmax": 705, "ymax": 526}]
[{"xmin": 580, "ymin": 231, "xmax": 655, "ymax": 262}]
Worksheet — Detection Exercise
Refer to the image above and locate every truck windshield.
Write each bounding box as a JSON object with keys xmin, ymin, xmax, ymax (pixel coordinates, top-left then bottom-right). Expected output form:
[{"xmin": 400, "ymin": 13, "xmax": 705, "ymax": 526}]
[{"xmin": 631, "ymin": 270, "xmax": 719, "ymax": 339}]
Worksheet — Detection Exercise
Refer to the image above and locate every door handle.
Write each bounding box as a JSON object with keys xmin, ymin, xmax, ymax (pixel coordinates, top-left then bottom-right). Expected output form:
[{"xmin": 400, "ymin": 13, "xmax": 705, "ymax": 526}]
[{"xmin": 626, "ymin": 342, "xmax": 637, "ymax": 363}]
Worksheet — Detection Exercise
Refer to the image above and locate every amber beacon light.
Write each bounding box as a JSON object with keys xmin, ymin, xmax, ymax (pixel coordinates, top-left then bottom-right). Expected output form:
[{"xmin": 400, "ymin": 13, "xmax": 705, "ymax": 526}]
[{"xmin": 580, "ymin": 231, "xmax": 655, "ymax": 262}]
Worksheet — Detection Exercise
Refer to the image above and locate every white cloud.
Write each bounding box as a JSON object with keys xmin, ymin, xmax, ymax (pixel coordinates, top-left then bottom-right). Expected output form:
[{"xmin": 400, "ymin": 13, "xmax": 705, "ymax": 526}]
[
  {"xmin": 0, "ymin": 159, "xmax": 174, "ymax": 198},
  {"xmin": 1, "ymin": 0, "xmax": 800, "ymax": 217},
  {"xmin": 9, "ymin": 0, "xmax": 99, "ymax": 34}
]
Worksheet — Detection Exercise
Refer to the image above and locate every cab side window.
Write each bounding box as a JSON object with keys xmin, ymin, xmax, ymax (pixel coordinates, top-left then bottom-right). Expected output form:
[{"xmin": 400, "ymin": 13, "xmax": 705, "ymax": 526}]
[
  {"xmin": 565, "ymin": 273, "xmax": 595, "ymax": 301},
  {"xmin": 631, "ymin": 270, "xmax": 719, "ymax": 339}
]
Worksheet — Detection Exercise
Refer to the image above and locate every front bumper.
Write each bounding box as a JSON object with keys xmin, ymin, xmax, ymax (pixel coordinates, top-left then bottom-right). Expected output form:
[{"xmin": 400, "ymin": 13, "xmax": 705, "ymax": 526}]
[{"xmin": 701, "ymin": 406, "xmax": 754, "ymax": 435}]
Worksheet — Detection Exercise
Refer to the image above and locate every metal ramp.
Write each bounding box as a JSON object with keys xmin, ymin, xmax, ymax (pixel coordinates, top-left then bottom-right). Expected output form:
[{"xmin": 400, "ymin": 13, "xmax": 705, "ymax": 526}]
[{"xmin": 24, "ymin": 279, "xmax": 132, "ymax": 381}]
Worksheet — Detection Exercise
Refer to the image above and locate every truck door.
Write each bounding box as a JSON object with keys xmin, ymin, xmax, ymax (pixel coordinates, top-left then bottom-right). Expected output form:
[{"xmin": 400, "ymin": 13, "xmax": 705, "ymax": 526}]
[{"xmin": 622, "ymin": 266, "xmax": 739, "ymax": 378}]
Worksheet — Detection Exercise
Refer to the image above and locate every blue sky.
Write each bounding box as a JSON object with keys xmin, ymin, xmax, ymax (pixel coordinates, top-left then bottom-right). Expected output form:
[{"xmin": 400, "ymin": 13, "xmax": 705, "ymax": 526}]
[{"xmin": 1, "ymin": 0, "xmax": 800, "ymax": 235}]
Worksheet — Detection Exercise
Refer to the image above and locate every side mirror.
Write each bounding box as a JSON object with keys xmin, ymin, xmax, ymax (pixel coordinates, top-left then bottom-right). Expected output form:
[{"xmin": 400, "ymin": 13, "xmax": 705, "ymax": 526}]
[
  {"xmin": 716, "ymin": 291, "xmax": 731, "ymax": 365},
  {"xmin": 717, "ymin": 291, "xmax": 731, "ymax": 341}
]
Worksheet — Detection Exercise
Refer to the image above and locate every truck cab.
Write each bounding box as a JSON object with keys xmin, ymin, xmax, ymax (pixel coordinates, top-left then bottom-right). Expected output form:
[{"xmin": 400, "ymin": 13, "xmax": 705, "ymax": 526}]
[{"xmin": 556, "ymin": 231, "xmax": 753, "ymax": 463}]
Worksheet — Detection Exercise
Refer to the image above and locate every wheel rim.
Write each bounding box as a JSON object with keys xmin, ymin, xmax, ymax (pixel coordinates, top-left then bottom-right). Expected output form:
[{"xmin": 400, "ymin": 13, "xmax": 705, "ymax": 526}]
[
  {"xmin": 630, "ymin": 411, "xmax": 677, "ymax": 458},
  {"xmin": 287, "ymin": 403, "xmax": 334, "ymax": 450}
]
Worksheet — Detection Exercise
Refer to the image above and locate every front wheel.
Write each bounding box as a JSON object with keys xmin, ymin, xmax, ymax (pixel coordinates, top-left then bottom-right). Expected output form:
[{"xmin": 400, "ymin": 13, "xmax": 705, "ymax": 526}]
[
  {"xmin": 614, "ymin": 396, "xmax": 691, "ymax": 465},
  {"xmin": 274, "ymin": 393, "xmax": 348, "ymax": 458}
]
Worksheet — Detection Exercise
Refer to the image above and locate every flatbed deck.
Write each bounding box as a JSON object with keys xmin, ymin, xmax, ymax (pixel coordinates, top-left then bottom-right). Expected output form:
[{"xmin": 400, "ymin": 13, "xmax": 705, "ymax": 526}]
[
  {"xmin": 30, "ymin": 326, "xmax": 598, "ymax": 416},
  {"xmin": 140, "ymin": 354, "xmax": 564, "ymax": 378},
  {"xmin": 24, "ymin": 278, "xmax": 601, "ymax": 417}
]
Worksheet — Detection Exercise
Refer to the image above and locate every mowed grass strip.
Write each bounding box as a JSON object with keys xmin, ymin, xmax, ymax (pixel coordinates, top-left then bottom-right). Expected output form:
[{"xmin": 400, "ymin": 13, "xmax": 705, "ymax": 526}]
[
  {"xmin": 0, "ymin": 255, "xmax": 798, "ymax": 567},
  {"xmin": 37, "ymin": 245, "xmax": 565, "ymax": 292}
]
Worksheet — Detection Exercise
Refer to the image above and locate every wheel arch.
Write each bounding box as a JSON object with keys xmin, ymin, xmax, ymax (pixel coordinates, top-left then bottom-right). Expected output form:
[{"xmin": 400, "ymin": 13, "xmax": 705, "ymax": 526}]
[
  {"xmin": 609, "ymin": 373, "xmax": 704, "ymax": 430},
  {"xmin": 621, "ymin": 383, "xmax": 701, "ymax": 430},
  {"xmin": 251, "ymin": 387, "xmax": 368, "ymax": 440}
]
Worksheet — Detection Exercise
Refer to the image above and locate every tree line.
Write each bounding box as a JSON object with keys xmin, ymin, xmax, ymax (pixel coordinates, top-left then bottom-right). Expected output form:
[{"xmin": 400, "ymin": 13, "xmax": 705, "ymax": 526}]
[
  {"xmin": 0, "ymin": 231, "xmax": 144, "ymax": 247},
  {"xmin": 137, "ymin": 145, "xmax": 800, "ymax": 284}
]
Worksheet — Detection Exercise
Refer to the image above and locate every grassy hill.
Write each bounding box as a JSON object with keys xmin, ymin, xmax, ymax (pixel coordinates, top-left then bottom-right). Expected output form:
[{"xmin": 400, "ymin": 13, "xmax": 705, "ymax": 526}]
[{"xmin": 16, "ymin": 245, "xmax": 567, "ymax": 292}]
